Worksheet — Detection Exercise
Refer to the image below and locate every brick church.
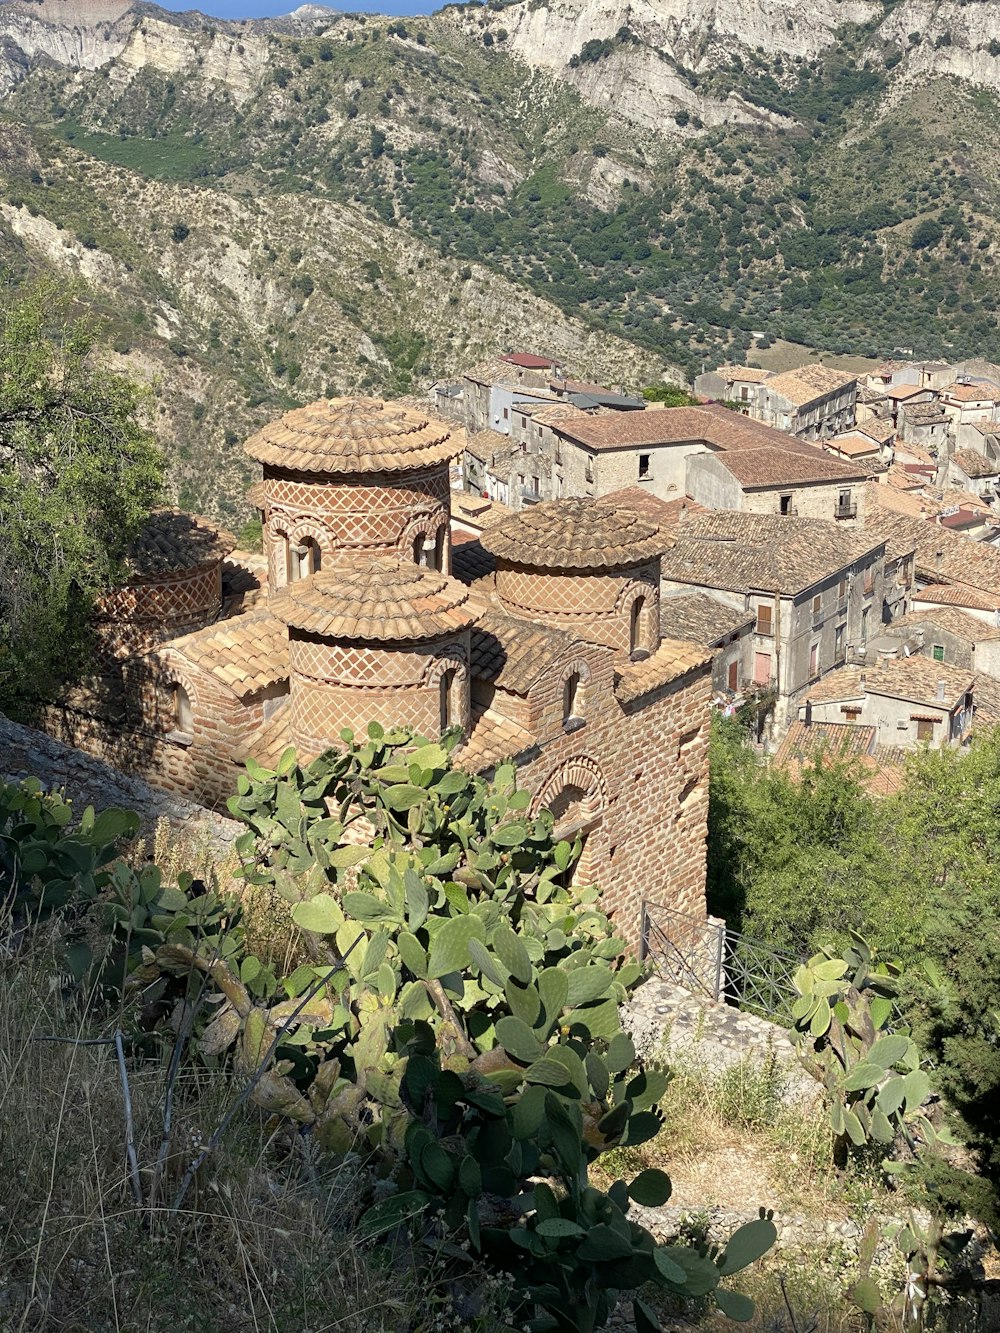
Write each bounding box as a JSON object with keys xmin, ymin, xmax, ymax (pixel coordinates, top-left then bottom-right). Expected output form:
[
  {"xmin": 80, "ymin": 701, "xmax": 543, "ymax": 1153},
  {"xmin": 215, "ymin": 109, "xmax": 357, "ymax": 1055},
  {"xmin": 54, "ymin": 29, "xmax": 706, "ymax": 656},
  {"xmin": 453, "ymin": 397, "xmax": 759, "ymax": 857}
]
[{"xmin": 47, "ymin": 397, "xmax": 713, "ymax": 932}]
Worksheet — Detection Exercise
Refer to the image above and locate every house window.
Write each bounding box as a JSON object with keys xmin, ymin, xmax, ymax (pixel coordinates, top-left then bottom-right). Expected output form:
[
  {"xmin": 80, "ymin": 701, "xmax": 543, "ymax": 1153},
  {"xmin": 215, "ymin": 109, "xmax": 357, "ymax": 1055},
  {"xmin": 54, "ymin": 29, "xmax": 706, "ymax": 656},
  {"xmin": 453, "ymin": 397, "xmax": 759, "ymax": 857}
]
[
  {"xmin": 864, "ymin": 567, "xmax": 874, "ymax": 595},
  {"xmin": 434, "ymin": 527, "xmax": 447, "ymax": 572},
  {"xmin": 779, "ymin": 494, "xmax": 792, "ymax": 515},
  {"xmin": 503, "ymin": 407, "xmax": 509, "ymax": 421},
  {"xmin": 171, "ymin": 683, "xmax": 193, "ymax": 737},
  {"xmin": 932, "ymin": 644, "xmax": 945, "ymax": 662},
  {"xmin": 740, "ymin": 386, "xmax": 749, "ymax": 401},
  {"xmin": 835, "ymin": 624, "xmax": 845, "ymax": 660},
  {"xmin": 439, "ymin": 668, "xmax": 457, "ymax": 733},
  {"xmin": 413, "ymin": 533, "xmax": 426, "ymax": 566},
  {"xmin": 753, "ymin": 651, "xmax": 772, "ymax": 685},
  {"xmin": 843, "ymin": 706, "xmax": 861, "ymax": 722},
  {"xmin": 727, "ymin": 659, "xmax": 739, "ymax": 691},
  {"xmin": 756, "ymin": 603, "xmax": 773, "ymax": 635},
  {"xmin": 838, "ymin": 577, "xmax": 847, "ymax": 602},
  {"xmin": 638, "ymin": 453, "xmax": 651, "ymax": 479},
  {"xmin": 861, "ymin": 607, "xmax": 870, "ymax": 641},
  {"xmin": 585, "ymin": 455, "xmax": 594, "ymax": 483},
  {"xmin": 563, "ymin": 672, "xmax": 583, "ymax": 727},
  {"xmin": 809, "ymin": 642, "xmax": 819, "ymax": 677},
  {"xmin": 916, "ymin": 718, "xmax": 935, "ymax": 743},
  {"xmin": 530, "ymin": 475, "xmax": 540, "ymax": 496},
  {"xmin": 812, "ymin": 593, "xmax": 822, "ymax": 617}
]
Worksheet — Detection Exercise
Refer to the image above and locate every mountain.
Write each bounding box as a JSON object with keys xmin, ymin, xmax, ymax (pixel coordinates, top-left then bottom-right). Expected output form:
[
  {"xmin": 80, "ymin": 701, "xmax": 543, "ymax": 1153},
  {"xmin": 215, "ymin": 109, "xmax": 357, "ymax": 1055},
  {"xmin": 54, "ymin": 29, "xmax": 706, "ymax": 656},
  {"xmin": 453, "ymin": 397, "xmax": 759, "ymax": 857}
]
[{"xmin": 0, "ymin": 0, "xmax": 998, "ymax": 524}]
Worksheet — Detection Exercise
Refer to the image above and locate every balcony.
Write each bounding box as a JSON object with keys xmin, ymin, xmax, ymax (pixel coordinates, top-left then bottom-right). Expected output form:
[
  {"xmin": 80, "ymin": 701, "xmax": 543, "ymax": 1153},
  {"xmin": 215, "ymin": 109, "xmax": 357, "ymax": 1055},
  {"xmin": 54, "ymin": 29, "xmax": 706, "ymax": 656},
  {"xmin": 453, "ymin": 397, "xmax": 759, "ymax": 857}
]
[
  {"xmin": 834, "ymin": 501, "xmax": 858, "ymax": 520},
  {"xmin": 521, "ymin": 487, "xmax": 541, "ymax": 504}
]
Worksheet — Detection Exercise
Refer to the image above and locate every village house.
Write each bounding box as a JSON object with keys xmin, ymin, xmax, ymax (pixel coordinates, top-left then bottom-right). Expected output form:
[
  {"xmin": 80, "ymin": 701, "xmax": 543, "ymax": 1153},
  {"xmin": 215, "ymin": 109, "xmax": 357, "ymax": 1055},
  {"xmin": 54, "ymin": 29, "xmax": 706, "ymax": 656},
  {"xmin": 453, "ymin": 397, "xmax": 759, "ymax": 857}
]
[
  {"xmin": 796, "ymin": 656, "xmax": 974, "ymax": 751},
  {"xmin": 655, "ymin": 510, "xmax": 894, "ymax": 734},
  {"xmin": 955, "ymin": 420, "xmax": 1000, "ymax": 461},
  {"xmin": 684, "ymin": 443, "xmax": 868, "ymax": 523},
  {"xmin": 694, "ymin": 363, "xmax": 858, "ymax": 440},
  {"xmin": 876, "ymin": 606, "xmax": 1000, "ymax": 678},
  {"xmin": 860, "ymin": 506, "xmax": 1000, "ymax": 620},
  {"xmin": 658, "ymin": 591, "xmax": 754, "ymax": 697},
  {"xmin": 949, "ymin": 449, "xmax": 1000, "ymax": 507},
  {"xmin": 39, "ymin": 397, "xmax": 719, "ymax": 943},
  {"xmin": 897, "ymin": 400, "xmax": 949, "ymax": 454},
  {"xmin": 939, "ymin": 379, "xmax": 1000, "ymax": 430},
  {"xmin": 824, "ymin": 431, "xmax": 886, "ymax": 467}
]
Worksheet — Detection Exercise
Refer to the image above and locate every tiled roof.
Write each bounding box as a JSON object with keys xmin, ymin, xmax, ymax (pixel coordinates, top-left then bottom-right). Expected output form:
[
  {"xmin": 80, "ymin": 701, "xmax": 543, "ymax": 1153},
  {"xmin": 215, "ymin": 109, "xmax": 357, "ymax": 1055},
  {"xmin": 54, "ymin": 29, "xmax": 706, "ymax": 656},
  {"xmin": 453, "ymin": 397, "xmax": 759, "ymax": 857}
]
[
  {"xmin": 858, "ymin": 418, "xmax": 897, "ymax": 445},
  {"xmin": 661, "ymin": 510, "xmax": 885, "ymax": 595},
  {"xmin": 803, "ymin": 656, "xmax": 974, "ymax": 710},
  {"xmin": 913, "ymin": 583, "xmax": 1000, "ymax": 612},
  {"xmin": 614, "ymin": 636, "xmax": 711, "ymax": 704},
  {"xmin": 451, "ymin": 538, "xmax": 496, "ymax": 586},
  {"xmin": 247, "ymin": 480, "xmax": 267, "ymax": 509},
  {"xmin": 455, "ymin": 707, "xmax": 537, "ymax": 772},
  {"xmin": 529, "ymin": 404, "xmax": 593, "ymax": 428},
  {"xmin": 270, "ymin": 556, "xmax": 475, "ymax": 642},
  {"xmin": 953, "ymin": 449, "xmax": 999, "ymax": 479},
  {"xmin": 451, "ymin": 492, "xmax": 511, "ymax": 525},
  {"xmin": 763, "ymin": 365, "xmax": 857, "ymax": 407},
  {"xmin": 243, "ymin": 397, "xmax": 458, "ymax": 474},
  {"xmin": 464, "ymin": 428, "xmax": 506, "ymax": 462},
  {"xmin": 942, "ymin": 381, "xmax": 1000, "ymax": 403},
  {"xmin": 828, "ymin": 433, "xmax": 881, "ymax": 458},
  {"xmin": 903, "ymin": 402, "xmax": 948, "ymax": 423},
  {"xmin": 167, "ymin": 610, "xmax": 289, "ymax": 697},
  {"xmin": 715, "ymin": 365, "xmax": 772, "ymax": 384},
  {"xmin": 774, "ymin": 720, "xmax": 877, "ymax": 768},
  {"xmin": 869, "ymin": 485, "xmax": 933, "ymax": 518},
  {"xmin": 887, "ymin": 606, "xmax": 1000, "ymax": 642},
  {"xmin": 885, "ymin": 383, "xmax": 929, "ymax": 401},
  {"xmin": 481, "ymin": 497, "xmax": 668, "ymax": 571},
  {"xmin": 967, "ymin": 422, "xmax": 1000, "ymax": 438},
  {"xmin": 862, "ymin": 509, "xmax": 1000, "ymax": 597},
  {"xmin": 603, "ymin": 489, "xmax": 708, "ymax": 526},
  {"xmin": 546, "ymin": 404, "xmax": 796, "ymax": 453},
  {"xmin": 470, "ymin": 610, "xmax": 578, "ymax": 694},
  {"xmin": 501, "ymin": 352, "xmax": 559, "ymax": 370},
  {"xmin": 126, "ymin": 509, "xmax": 235, "ymax": 578},
  {"xmin": 709, "ymin": 444, "xmax": 866, "ymax": 488},
  {"xmin": 660, "ymin": 592, "xmax": 754, "ymax": 646}
]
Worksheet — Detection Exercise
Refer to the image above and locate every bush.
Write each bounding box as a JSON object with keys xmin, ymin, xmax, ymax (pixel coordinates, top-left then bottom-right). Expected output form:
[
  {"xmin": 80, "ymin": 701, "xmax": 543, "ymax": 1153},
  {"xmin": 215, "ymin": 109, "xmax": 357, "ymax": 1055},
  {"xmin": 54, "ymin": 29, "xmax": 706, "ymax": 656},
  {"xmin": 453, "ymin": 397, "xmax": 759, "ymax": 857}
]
[{"xmin": 171, "ymin": 220, "xmax": 190, "ymax": 243}]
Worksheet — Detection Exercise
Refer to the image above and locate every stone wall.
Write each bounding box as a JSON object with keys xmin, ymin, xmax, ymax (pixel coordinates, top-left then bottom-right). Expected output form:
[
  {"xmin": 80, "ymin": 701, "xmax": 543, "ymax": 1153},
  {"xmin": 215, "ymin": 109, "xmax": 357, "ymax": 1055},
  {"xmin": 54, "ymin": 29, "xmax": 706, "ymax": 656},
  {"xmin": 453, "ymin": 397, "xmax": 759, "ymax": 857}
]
[{"xmin": 0, "ymin": 712, "xmax": 239, "ymax": 850}]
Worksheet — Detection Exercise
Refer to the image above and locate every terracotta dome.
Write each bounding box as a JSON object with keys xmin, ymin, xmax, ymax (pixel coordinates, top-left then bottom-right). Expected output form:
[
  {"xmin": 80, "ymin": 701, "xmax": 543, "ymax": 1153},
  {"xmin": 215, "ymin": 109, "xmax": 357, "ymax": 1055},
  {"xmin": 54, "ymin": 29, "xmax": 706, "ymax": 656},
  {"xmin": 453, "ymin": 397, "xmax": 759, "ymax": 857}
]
[
  {"xmin": 269, "ymin": 554, "xmax": 475, "ymax": 642},
  {"xmin": 480, "ymin": 497, "xmax": 669, "ymax": 571},
  {"xmin": 125, "ymin": 509, "xmax": 235, "ymax": 580},
  {"xmin": 243, "ymin": 397, "xmax": 458, "ymax": 474}
]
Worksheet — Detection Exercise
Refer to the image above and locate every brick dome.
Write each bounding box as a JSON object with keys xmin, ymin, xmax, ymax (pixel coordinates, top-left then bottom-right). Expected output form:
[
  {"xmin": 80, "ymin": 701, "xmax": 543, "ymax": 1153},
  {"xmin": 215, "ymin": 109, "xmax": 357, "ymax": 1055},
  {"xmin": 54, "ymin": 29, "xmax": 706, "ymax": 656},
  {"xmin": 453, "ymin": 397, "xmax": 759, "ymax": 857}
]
[
  {"xmin": 481, "ymin": 497, "xmax": 668, "ymax": 570},
  {"xmin": 269, "ymin": 555, "xmax": 475, "ymax": 641},
  {"xmin": 125, "ymin": 509, "xmax": 235, "ymax": 579},
  {"xmin": 271, "ymin": 555, "xmax": 474, "ymax": 753},
  {"xmin": 482, "ymin": 498, "xmax": 664, "ymax": 655},
  {"xmin": 244, "ymin": 397, "xmax": 458, "ymax": 475}
]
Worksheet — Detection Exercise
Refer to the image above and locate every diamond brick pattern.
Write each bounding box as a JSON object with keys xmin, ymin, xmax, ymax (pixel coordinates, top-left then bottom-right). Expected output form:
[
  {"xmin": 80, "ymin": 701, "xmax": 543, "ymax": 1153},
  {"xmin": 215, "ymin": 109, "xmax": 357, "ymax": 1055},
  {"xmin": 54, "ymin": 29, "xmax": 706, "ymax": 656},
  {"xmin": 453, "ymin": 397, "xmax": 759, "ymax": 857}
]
[
  {"xmin": 289, "ymin": 637, "xmax": 431, "ymax": 688},
  {"xmin": 291, "ymin": 681, "xmax": 445, "ymax": 752},
  {"xmin": 99, "ymin": 565, "xmax": 222, "ymax": 636}
]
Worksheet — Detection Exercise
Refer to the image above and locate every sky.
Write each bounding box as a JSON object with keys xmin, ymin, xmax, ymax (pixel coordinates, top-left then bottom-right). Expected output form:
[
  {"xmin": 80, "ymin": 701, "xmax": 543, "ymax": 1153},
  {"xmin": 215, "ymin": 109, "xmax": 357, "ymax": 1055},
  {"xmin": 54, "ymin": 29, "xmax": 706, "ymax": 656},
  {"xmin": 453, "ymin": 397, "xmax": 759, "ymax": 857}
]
[{"xmin": 157, "ymin": 1, "xmax": 438, "ymax": 16}]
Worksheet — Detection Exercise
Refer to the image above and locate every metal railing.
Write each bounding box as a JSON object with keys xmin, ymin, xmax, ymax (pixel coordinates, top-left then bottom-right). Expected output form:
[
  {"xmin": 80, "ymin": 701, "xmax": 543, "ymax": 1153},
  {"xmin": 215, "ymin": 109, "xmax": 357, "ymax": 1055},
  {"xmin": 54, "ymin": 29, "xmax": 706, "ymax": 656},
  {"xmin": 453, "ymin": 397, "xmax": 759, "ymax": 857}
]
[
  {"xmin": 835, "ymin": 502, "xmax": 858, "ymax": 519},
  {"xmin": 641, "ymin": 901, "xmax": 803, "ymax": 1025}
]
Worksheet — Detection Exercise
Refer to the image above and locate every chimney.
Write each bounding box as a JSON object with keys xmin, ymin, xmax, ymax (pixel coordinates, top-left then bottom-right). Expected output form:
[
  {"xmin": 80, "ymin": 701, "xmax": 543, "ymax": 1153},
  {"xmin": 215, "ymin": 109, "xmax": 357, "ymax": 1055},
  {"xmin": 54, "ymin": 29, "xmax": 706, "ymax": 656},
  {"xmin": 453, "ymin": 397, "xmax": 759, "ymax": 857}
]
[
  {"xmin": 936, "ymin": 679, "xmax": 946, "ymax": 701},
  {"xmin": 804, "ymin": 699, "xmax": 813, "ymax": 728}
]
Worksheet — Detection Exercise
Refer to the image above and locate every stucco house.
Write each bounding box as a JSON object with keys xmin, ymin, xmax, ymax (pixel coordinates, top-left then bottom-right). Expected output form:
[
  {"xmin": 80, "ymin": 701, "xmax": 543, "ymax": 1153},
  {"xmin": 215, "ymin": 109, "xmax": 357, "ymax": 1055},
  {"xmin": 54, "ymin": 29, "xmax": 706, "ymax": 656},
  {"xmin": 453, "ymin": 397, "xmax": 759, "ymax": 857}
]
[
  {"xmin": 695, "ymin": 364, "xmax": 858, "ymax": 441},
  {"xmin": 656, "ymin": 510, "xmax": 892, "ymax": 733}
]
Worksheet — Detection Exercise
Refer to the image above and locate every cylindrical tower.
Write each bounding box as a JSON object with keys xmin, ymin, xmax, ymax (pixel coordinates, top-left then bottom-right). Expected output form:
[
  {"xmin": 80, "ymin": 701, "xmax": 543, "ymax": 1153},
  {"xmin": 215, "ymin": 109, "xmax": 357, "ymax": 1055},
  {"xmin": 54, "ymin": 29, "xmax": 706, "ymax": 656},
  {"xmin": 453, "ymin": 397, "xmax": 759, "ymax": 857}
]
[
  {"xmin": 243, "ymin": 397, "xmax": 460, "ymax": 590},
  {"xmin": 480, "ymin": 498, "xmax": 666, "ymax": 657},
  {"xmin": 96, "ymin": 509, "xmax": 235, "ymax": 661},
  {"xmin": 269, "ymin": 555, "xmax": 475, "ymax": 754}
]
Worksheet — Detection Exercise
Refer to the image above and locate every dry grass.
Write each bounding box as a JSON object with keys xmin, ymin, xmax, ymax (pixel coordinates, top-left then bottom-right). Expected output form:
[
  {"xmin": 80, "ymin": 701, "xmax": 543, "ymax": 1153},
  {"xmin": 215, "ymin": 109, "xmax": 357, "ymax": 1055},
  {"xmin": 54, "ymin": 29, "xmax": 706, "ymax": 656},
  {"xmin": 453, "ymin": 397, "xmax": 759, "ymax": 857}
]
[{"xmin": 0, "ymin": 910, "xmax": 492, "ymax": 1333}]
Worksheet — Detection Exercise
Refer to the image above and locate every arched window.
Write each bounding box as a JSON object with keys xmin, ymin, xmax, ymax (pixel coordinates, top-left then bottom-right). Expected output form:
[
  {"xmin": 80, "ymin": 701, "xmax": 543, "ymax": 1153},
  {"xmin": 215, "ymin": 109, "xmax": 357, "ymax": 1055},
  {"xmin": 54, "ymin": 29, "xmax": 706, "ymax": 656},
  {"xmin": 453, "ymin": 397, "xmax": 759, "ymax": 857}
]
[
  {"xmin": 563, "ymin": 671, "xmax": 583, "ymax": 728},
  {"xmin": 630, "ymin": 596, "xmax": 649, "ymax": 660},
  {"xmin": 433, "ymin": 526, "xmax": 447, "ymax": 573},
  {"xmin": 295, "ymin": 537, "xmax": 321, "ymax": 579},
  {"xmin": 413, "ymin": 533, "xmax": 427, "ymax": 567},
  {"xmin": 439, "ymin": 667, "xmax": 456, "ymax": 733},
  {"xmin": 273, "ymin": 531, "xmax": 292, "ymax": 587},
  {"xmin": 172, "ymin": 683, "xmax": 193, "ymax": 737}
]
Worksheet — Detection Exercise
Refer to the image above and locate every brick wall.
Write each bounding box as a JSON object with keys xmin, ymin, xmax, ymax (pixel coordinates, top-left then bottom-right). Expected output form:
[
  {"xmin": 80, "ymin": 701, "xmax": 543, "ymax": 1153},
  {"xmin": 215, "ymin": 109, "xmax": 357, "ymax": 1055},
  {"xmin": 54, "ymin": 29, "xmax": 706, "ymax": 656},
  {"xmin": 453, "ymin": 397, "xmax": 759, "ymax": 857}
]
[
  {"xmin": 287, "ymin": 629, "xmax": 472, "ymax": 754},
  {"xmin": 96, "ymin": 563, "xmax": 224, "ymax": 660},
  {"xmin": 494, "ymin": 561, "xmax": 661, "ymax": 653},
  {"xmin": 515, "ymin": 649, "xmax": 712, "ymax": 948},
  {"xmin": 261, "ymin": 464, "xmax": 452, "ymax": 586}
]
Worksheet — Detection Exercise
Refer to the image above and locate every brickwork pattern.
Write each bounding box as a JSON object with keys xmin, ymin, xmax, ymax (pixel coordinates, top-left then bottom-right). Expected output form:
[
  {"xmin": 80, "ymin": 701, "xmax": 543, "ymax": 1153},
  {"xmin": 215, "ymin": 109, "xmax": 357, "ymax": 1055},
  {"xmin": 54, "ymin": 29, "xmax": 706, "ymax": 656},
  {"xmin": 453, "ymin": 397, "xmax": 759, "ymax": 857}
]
[
  {"xmin": 99, "ymin": 565, "xmax": 223, "ymax": 640},
  {"xmin": 263, "ymin": 466, "xmax": 451, "ymax": 587},
  {"xmin": 287, "ymin": 631, "xmax": 472, "ymax": 753},
  {"xmin": 495, "ymin": 563, "xmax": 660, "ymax": 652}
]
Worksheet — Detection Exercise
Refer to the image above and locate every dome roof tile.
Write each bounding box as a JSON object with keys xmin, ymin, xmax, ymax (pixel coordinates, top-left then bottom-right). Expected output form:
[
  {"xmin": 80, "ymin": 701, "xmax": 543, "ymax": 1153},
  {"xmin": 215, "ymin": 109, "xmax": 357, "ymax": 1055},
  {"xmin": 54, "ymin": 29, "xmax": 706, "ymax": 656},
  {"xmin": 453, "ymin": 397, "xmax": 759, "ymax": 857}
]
[
  {"xmin": 270, "ymin": 555, "xmax": 475, "ymax": 642},
  {"xmin": 244, "ymin": 396, "xmax": 458, "ymax": 474},
  {"xmin": 480, "ymin": 497, "xmax": 668, "ymax": 571}
]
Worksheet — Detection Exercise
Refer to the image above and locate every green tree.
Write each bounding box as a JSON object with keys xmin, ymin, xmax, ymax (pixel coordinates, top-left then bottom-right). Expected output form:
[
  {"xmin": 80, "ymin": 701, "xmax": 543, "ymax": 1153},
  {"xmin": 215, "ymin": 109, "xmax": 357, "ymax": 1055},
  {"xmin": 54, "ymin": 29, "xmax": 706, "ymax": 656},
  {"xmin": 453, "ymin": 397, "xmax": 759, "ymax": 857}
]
[
  {"xmin": 0, "ymin": 284, "xmax": 163, "ymax": 708},
  {"xmin": 641, "ymin": 382, "xmax": 698, "ymax": 405}
]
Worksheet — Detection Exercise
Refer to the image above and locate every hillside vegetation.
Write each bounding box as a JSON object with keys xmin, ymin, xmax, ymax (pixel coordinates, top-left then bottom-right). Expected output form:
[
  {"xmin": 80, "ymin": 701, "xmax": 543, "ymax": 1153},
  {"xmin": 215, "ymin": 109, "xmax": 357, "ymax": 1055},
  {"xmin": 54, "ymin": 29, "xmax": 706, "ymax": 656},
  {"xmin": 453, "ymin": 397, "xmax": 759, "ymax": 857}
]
[{"xmin": 0, "ymin": 0, "xmax": 998, "ymax": 520}]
